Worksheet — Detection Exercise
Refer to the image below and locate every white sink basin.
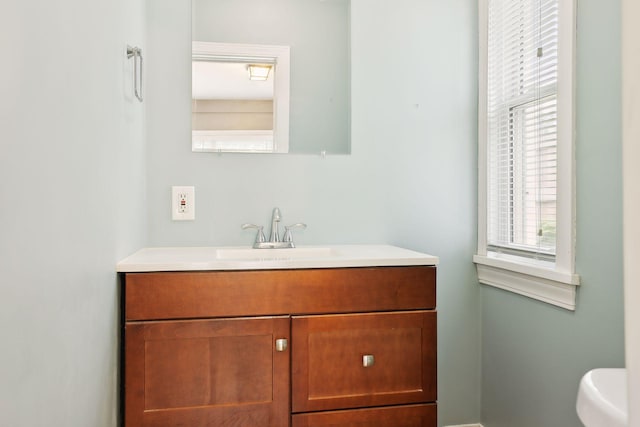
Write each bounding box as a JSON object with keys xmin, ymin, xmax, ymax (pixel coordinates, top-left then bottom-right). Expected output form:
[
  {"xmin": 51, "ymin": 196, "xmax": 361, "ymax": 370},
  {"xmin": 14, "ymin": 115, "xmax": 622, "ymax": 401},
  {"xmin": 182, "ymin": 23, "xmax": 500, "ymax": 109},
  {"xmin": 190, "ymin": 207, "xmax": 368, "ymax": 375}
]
[
  {"xmin": 216, "ymin": 246, "xmax": 334, "ymax": 260},
  {"xmin": 577, "ymin": 368, "xmax": 628, "ymax": 427}
]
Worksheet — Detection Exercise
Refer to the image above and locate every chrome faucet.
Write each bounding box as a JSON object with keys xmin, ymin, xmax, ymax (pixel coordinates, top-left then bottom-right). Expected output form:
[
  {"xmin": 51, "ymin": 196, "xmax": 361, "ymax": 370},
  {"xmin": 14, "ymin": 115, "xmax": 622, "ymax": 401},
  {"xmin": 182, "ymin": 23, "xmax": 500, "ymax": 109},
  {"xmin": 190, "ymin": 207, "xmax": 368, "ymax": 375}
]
[
  {"xmin": 269, "ymin": 207, "xmax": 282, "ymax": 243},
  {"xmin": 242, "ymin": 207, "xmax": 306, "ymax": 249}
]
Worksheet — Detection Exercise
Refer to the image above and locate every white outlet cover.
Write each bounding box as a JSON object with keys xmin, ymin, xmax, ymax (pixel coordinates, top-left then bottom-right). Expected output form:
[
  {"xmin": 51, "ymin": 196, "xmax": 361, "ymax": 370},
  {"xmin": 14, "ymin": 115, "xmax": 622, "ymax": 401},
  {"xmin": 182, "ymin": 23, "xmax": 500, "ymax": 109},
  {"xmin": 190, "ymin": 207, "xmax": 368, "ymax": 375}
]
[{"xmin": 172, "ymin": 186, "xmax": 195, "ymax": 221}]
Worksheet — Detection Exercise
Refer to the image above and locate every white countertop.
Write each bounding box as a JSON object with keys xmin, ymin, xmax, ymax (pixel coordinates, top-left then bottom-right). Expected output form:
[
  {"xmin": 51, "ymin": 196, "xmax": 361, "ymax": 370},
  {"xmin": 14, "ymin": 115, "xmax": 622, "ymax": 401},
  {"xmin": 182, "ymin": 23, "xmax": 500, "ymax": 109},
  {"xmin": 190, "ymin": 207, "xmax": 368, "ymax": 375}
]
[{"xmin": 116, "ymin": 244, "xmax": 439, "ymax": 272}]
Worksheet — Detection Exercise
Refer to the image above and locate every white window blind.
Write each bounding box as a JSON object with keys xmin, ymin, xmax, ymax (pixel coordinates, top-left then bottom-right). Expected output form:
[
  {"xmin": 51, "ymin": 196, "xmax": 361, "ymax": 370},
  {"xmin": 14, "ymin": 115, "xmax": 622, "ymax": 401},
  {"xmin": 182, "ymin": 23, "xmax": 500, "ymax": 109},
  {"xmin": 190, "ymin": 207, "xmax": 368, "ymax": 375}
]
[
  {"xmin": 487, "ymin": 0, "xmax": 559, "ymax": 260},
  {"xmin": 476, "ymin": 0, "xmax": 578, "ymax": 310}
]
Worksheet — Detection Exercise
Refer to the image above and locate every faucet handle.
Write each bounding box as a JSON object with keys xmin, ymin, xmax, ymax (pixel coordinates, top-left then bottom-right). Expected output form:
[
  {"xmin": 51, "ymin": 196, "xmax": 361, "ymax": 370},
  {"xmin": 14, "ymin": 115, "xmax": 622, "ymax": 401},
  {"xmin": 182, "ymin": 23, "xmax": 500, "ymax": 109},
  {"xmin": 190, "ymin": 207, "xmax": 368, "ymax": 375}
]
[
  {"xmin": 283, "ymin": 223, "xmax": 307, "ymax": 243},
  {"xmin": 241, "ymin": 223, "xmax": 266, "ymax": 243}
]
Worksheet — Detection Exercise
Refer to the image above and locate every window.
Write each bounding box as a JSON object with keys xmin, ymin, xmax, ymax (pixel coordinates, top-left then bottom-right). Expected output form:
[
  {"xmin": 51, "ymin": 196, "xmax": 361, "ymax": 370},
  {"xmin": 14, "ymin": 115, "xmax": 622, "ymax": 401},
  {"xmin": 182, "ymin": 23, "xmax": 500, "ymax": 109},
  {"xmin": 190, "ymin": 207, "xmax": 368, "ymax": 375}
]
[{"xmin": 474, "ymin": 0, "xmax": 579, "ymax": 310}]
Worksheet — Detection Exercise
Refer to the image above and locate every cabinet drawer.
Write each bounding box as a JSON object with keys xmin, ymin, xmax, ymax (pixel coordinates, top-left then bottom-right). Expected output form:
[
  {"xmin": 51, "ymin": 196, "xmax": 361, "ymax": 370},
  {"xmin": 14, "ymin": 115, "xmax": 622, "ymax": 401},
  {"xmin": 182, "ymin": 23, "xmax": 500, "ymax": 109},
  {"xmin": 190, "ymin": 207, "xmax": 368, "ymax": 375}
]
[
  {"xmin": 124, "ymin": 266, "xmax": 436, "ymax": 320},
  {"xmin": 124, "ymin": 316, "xmax": 290, "ymax": 427},
  {"xmin": 292, "ymin": 311, "xmax": 437, "ymax": 413},
  {"xmin": 292, "ymin": 404, "xmax": 437, "ymax": 427}
]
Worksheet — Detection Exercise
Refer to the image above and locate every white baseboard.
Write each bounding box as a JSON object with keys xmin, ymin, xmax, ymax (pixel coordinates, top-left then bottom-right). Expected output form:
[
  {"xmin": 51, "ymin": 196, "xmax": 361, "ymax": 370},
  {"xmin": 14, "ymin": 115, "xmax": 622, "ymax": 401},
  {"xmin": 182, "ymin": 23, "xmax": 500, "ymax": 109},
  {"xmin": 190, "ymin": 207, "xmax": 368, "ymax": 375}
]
[{"xmin": 444, "ymin": 424, "xmax": 484, "ymax": 427}]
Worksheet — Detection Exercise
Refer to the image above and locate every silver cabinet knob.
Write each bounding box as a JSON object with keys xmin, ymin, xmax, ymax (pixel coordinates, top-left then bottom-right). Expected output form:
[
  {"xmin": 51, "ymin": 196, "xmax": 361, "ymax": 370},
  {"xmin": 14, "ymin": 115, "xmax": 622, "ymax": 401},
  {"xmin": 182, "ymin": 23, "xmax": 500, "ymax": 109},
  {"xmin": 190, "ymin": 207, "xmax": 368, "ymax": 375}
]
[
  {"xmin": 362, "ymin": 354, "xmax": 375, "ymax": 367},
  {"xmin": 275, "ymin": 338, "xmax": 288, "ymax": 352}
]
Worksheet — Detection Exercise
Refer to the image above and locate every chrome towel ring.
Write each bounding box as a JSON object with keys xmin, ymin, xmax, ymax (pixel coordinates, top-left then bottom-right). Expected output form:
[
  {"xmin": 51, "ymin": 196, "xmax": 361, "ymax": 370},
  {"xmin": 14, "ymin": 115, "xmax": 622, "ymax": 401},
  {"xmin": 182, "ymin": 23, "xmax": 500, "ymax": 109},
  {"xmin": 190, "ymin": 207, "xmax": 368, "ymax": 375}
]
[{"xmin": 126, "ymin": 45, "xmax": 143, "ymax": 102}]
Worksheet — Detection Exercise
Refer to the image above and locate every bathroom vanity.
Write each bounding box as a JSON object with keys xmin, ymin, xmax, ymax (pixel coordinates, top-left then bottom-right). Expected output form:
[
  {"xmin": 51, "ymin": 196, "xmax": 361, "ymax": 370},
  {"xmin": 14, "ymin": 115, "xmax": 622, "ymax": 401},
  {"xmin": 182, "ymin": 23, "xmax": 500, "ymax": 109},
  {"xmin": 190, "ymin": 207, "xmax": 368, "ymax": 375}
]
[{"xmin": 117, "ymin": 245, "xmax": 439, "ymax": 427}]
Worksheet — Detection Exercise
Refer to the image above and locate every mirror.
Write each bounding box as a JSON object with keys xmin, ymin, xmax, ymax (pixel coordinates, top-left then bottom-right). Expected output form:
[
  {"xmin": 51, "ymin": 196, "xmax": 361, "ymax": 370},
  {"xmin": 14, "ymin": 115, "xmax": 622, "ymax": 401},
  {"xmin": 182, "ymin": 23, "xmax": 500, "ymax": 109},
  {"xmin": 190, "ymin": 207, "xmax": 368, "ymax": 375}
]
[{"xmin": 192, "ymin": 0, "xmax": 351, "ymax": 154}]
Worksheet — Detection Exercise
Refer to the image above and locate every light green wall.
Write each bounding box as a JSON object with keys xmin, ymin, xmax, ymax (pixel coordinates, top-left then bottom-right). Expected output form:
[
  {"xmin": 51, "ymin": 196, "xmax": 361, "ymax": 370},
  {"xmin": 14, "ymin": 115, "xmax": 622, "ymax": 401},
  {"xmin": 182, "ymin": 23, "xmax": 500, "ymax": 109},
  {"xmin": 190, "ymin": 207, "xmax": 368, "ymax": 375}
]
[
  {"xmin": 480, "ymin": 1, "xmax": 624, "ymax": 426},
  {"xmin": 0, "ymin": 0, "xmax": 147, "ymax": 426},
  {"xmin": 145, "ymin": 0, "xmax": 480, "ymax": 425}
]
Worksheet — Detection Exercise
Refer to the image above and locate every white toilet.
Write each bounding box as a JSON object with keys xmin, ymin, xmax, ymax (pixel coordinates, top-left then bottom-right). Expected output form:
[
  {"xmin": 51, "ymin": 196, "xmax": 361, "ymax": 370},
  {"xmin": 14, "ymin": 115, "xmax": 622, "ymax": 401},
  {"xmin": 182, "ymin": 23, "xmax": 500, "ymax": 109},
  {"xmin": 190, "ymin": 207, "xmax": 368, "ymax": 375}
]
[{"xmin": 577, "ymin": 368, "xmax": 628, "ymax": 427}]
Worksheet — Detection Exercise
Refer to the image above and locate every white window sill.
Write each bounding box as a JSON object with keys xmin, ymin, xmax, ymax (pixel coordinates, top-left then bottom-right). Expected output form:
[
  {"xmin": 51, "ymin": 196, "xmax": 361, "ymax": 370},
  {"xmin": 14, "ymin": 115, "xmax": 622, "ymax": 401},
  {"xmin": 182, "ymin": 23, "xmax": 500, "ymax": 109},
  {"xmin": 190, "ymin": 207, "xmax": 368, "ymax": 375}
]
[{"xmin": 473, "ymin": 254, "xmax": 580, "ymax": 311}]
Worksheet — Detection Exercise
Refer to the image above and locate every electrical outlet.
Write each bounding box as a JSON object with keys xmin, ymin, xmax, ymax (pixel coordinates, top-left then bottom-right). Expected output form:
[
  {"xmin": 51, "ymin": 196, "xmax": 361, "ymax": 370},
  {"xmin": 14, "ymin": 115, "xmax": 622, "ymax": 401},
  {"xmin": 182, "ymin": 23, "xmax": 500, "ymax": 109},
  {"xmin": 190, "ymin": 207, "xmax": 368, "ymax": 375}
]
[{"xmin": 172, "ymin": 186, "xmax": 195, "ymax": 221}]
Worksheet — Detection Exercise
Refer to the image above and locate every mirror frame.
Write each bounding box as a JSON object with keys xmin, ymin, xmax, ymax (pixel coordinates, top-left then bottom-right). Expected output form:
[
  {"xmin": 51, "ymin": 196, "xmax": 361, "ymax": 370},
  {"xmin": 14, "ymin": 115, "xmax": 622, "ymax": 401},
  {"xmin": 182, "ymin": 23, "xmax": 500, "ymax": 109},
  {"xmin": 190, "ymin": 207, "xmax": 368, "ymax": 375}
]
[{"xmin": 192, "ymin": 41, "xmax": 291, "ymax": 153}]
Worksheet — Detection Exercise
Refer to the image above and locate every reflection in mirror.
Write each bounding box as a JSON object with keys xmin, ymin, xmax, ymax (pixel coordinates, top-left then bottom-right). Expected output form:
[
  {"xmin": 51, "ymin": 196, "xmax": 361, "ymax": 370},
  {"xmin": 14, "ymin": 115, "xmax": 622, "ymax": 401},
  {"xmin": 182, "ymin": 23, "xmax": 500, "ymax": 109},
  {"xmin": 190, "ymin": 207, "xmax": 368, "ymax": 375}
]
[
  {"xmin": 192, "ymin": 62, "xmax": 274, "ymax": 152},
  {"xmin": 192, "ymin": 42, "xmax": 290, "ymax": 153},
  {"xmin": 192, "ymin": 0, "xmax": 350, "ymax": 155}
]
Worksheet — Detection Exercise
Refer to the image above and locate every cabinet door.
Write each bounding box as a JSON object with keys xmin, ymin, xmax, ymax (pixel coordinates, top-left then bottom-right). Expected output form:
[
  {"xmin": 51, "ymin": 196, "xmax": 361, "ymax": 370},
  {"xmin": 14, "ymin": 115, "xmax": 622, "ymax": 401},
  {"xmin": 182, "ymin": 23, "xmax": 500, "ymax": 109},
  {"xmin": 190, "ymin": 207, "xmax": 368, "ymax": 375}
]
[
  {"xmin": 125, "ymin": 316, "xmax": 290, "ymax": 427},
  {"xmin": 292, "ymin": 311, "xmax": 436, "ymax": 413}
]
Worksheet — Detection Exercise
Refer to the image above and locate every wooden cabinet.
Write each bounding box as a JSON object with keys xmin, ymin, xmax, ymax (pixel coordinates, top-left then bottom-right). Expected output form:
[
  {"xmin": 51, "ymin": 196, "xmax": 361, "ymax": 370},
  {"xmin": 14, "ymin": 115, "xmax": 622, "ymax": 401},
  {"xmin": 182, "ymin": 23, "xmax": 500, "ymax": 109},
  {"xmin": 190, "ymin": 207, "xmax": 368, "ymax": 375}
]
[{"xmin": 121, "ymin": 266, "xmax": 436, "ymax": 427}]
